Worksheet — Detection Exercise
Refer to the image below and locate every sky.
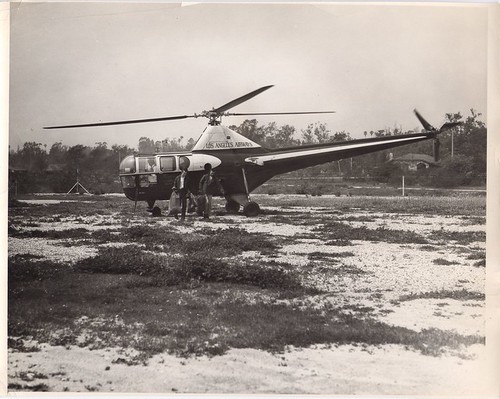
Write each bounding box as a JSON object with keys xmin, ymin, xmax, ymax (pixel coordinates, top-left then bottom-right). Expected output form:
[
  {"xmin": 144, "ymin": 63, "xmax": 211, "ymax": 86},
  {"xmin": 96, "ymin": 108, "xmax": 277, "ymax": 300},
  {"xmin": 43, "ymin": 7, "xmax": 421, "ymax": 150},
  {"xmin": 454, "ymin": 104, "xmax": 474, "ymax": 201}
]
[{"xmin": 8, "ymin": 2, "xmax": 488, "ymax": 150}]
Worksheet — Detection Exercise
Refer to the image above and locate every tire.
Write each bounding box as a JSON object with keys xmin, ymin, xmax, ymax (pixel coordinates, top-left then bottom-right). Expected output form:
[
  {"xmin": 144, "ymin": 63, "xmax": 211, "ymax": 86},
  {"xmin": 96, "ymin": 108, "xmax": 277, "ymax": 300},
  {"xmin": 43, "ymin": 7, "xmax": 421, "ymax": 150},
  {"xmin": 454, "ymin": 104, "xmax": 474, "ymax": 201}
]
[
  {"xmin": 225, "ymin": 200, "xmax": 240, "ymax": 214},
  {"xmin": 151, "ymin": 206, "xmax": 162, "ymax": 217},
  {"xmin": 243, "ymin": 201, "xmax": 260, "ymax": 217}
]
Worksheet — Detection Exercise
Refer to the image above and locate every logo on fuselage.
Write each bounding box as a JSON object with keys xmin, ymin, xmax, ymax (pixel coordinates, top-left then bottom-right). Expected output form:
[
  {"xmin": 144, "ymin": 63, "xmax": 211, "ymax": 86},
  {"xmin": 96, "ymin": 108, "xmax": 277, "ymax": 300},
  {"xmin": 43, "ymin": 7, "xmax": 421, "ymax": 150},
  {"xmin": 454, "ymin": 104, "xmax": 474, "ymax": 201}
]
[{"xmin": 204, "ymin": 141, "xmax": 254, "ymax": 149}]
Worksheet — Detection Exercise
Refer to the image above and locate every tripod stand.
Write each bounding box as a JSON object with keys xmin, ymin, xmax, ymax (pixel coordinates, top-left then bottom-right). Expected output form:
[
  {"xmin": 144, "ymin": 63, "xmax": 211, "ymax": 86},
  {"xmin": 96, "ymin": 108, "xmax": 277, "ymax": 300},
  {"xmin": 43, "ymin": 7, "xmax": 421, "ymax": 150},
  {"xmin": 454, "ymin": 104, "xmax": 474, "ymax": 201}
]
[{"xmin": 67, "ymin": 175, "xmax": 91, "ymax": 195}]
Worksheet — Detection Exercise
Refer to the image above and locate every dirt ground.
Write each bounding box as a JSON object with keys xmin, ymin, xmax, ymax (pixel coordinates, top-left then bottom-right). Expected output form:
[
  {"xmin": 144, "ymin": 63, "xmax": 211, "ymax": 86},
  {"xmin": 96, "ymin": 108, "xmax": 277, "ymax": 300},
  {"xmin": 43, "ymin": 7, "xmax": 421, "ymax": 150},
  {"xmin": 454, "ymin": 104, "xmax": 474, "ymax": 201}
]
[
  {"xmin": 8, "ymin": 343, "xmax": 490, "ymax": 395},
  {"xmin": 6, "ymin": 194, "xmax": 496, "ymax": 395}
]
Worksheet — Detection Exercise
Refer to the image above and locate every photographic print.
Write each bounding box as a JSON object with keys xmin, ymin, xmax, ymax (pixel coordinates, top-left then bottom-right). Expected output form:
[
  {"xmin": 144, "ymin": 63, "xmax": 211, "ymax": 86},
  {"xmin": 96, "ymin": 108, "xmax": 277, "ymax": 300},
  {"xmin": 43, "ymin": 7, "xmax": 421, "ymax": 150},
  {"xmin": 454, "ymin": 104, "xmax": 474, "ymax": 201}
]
[{"xmin": 5, "ymin": 1, "xmax": 497, "ymax": 395}]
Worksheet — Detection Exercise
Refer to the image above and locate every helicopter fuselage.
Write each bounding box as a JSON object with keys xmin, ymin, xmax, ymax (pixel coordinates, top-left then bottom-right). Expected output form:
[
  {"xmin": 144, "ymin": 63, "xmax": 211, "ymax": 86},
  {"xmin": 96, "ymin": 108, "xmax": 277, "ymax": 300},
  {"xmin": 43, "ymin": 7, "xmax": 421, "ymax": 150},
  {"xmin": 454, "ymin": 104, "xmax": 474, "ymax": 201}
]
[{"xmin": 118, "ymin": 124, "xmax": 441, "ymax": 211}]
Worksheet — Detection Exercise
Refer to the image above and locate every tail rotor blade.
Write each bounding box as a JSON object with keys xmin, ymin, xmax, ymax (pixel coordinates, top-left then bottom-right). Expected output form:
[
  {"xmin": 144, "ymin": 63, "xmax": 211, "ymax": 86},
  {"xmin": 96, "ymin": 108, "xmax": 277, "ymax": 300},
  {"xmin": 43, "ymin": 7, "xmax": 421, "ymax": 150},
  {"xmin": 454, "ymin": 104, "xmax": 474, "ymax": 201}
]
[
  {"xmin": 414, "ymin": 109, "xmax": 436, "ymax": 132},
  {"xmin": 439, "ymin": 122, "xmax": 462, "ymax": 133}
]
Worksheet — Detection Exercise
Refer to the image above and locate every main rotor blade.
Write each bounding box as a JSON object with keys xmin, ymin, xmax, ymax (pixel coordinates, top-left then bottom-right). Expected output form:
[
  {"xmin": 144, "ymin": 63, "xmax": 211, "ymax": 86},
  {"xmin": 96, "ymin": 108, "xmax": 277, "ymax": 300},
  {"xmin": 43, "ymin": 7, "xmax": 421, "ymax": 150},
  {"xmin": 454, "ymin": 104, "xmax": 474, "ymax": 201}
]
[
  {"xmin": 213, "ymin": 85, "xmax": 274, "ymax": 114},
  {"xmin": 44, "ymin": 114, "xmax": 195, "ymax": 129},
  {"xmin": 226, "ymin": 111, "xmax": 335, "ymax": 117}
]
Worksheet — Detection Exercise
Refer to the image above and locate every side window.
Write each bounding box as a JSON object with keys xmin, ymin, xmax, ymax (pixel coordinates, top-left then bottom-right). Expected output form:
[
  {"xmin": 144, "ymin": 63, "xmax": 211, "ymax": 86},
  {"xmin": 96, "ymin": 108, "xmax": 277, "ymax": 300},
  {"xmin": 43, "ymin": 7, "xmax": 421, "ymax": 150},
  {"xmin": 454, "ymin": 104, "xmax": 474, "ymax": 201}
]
[
  {"xmin": 160, "ymin": 156, "xmax": 176, "ymax": 171},
  {"xmin": 139, "ymin": 157, "xmax": 157, "ymax": 172},
  {"xmin": 179, "ymin": 156, "xmax": 191, "ymax": 170},
  {"xmin": 138, "ymin": 157, "xmax": 157, "ymax": 173}
]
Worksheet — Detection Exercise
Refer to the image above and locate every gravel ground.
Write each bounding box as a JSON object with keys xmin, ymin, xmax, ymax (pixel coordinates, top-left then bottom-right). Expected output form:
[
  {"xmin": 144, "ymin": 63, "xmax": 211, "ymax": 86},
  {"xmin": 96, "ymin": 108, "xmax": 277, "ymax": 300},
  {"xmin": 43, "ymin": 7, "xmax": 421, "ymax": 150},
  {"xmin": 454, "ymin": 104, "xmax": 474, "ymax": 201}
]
[{"xmin": 7, "ymin": 197, "xmax": 493, "ymax": 395}]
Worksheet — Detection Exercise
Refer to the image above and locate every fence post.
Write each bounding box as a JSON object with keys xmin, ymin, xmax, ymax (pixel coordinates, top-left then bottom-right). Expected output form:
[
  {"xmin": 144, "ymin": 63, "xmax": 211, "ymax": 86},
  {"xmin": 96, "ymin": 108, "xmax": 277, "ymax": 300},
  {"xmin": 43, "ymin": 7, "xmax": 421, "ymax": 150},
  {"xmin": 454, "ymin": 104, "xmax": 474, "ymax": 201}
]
[{"xmin": 402, "ymin": 175, "xmax": 405, "ymax": 197}]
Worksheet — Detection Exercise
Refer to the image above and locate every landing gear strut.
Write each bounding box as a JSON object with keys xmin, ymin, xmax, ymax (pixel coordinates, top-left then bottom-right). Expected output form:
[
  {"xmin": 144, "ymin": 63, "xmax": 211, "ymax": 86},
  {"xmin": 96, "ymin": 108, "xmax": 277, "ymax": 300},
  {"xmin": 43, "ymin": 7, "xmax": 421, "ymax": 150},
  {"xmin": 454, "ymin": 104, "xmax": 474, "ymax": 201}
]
[
  {"xmin": 225, "ymin": 196, "xmax": 261, "ymax": 217},
  {"xmin": 223, "ymin": 168, "xmax": 262, "ymax": 217}
]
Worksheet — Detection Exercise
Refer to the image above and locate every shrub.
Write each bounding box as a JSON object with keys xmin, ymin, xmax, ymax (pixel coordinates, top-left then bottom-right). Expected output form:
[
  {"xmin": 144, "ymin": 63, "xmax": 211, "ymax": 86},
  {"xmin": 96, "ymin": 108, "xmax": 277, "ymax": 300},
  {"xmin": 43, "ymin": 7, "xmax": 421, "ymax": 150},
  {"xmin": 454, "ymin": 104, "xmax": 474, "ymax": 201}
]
[
  {"xmin": 74, "ymin": 246, "xmax": 166, "ymax": 276},
  {"xmin": 74, "ymin": 246, "xmax": 311, "ymax": 293}
]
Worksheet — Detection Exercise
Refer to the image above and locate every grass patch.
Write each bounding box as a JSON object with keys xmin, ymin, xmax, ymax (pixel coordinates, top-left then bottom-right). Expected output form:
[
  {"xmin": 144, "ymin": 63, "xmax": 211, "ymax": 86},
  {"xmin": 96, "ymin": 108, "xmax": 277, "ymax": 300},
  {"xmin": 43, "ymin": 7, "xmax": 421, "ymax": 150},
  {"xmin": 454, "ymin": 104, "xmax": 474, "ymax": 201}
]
[
  {"xmin": 398, "ymin": 289, "xmax": 485, "ymax": 302},
  {"xmin": 8, "ymin": 255, "xmax": 69, "ymax": 283},
  {"xmin": 74, "ymin": 246, "xmax": 312, "ymax": 294},
  {"xmin": 335, "ymin": 264, "xmax": 368, "ymax": 276},
  {"xmin": 467, "ymin": 251, "xmax": 486, "ymax": 267},
  {"xmin": 428, "ymin": 230, "xmax": 486, "ymax": 245},
  {"xmin": 8, "ymin": 337, "xmax": 40, "ymax": 352},
  {"xmin": 255, "ymin": 194, "xmax": 486, "ymax": 217},
  {"xmin": 8, "ymin": 193, "xmax": 485, "ymax": 363},
  {"xmin": 314, "ymin": 222, "xmax": 428, "ymax": 244},
  {"xmin": 9, "ymin": 228, "xmax": 91, "ymax": 240},
  {"xmin": 308, "ymin": 251, "xmax": 355, "ymax": 261},
  {"xmin": 433, "ymin": 258, "xmax": 460, "ymax": 266},
  {"xmin": 8, "ymin": 276, "xmax": 483, "ymax": 358},
  {"xmin": 18, "ymin": 371, "xmax": 48, "ymax": 381},
  {"xmin": 115, "ymin": 225, "xmax": 279, "ymax": 257},
  {"xmin": 420, "ymin": 245, "xmax": 438, "ymax": 251},
  {"xmin": 8, "ymin": 383, "xmax": 49, "ymax": 392},
  {"xmin": 467, "ymin": 252, "xmax": 486, "ymax": 260},
  {"xmin": 325, "ymin": 239, "xmax": 353, "ymax": 246}
]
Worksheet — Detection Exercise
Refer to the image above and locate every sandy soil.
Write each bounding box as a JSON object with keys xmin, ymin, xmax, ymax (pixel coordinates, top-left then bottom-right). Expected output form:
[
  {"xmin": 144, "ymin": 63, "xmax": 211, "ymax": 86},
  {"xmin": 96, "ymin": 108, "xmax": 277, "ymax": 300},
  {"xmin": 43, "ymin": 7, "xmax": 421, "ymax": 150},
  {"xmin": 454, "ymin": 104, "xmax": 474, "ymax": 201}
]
[
  {"xmin": 7, "ymin": 198, "xmax": 493, "ymax": 395},
  {"xmin": 8, "ymin": 343, "xmax": 490, "ymax": 395}
]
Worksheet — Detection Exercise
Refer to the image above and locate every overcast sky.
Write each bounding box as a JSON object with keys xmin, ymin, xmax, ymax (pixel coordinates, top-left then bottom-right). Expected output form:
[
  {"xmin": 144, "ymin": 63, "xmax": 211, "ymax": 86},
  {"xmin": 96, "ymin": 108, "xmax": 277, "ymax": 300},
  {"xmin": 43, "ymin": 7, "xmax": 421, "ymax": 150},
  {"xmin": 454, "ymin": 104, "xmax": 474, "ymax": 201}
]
[{"xmin": 9, "ymin": 2, "xmax": 488, "ymax": 150}]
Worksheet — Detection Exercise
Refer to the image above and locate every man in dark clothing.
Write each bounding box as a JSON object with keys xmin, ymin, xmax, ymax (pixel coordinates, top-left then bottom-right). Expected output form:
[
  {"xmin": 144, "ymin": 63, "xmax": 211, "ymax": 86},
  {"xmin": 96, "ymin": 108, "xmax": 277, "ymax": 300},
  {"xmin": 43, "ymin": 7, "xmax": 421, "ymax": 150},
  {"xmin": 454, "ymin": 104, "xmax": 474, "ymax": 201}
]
[
  {"xmin": 172, "ymin": 168, "xmax": 191, "ymax": 221},
  {"xmin": 199, "ymin": 163, "xmax": 225, "ymax": 219}
]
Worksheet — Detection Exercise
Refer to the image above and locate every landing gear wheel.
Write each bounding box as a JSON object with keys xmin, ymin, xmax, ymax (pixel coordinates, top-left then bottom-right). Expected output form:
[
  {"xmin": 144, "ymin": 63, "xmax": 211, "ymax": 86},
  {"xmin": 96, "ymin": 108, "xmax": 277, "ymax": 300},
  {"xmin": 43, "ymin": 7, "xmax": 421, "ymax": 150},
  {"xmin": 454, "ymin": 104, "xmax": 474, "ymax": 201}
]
[
  {"xmin": 151, "ymin": 206, "xmax": 162, "ymax": 217},
  {"xmin": 225, "ymin": 200, "xmax": 240, "ymax": 214},
  {"xmin": 243, "ymin": 201, "xmax": 260, "ymax": 217}
]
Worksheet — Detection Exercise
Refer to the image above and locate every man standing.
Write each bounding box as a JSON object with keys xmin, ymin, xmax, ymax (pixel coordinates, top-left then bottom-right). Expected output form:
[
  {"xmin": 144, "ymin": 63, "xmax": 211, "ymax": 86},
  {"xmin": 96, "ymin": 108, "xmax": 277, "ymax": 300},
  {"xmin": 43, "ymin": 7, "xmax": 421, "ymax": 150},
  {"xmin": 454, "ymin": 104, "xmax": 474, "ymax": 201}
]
[
  {"xmin": 172, "ymin": 168, "xmax": 191, "ymax": 221},
  {"xmin": 199, "ymin": 163, "xmax": 225, "ymax": 219}
]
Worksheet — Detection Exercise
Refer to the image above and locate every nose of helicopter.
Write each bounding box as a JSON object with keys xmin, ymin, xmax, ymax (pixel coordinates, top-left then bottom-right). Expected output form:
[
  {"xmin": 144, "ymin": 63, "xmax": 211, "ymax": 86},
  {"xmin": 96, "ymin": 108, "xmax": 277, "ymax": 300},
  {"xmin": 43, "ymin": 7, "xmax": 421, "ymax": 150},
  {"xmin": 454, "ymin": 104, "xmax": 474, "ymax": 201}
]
[{"xmin": 119, "ymin": 155, "xmax": 136, "ymax": 173}]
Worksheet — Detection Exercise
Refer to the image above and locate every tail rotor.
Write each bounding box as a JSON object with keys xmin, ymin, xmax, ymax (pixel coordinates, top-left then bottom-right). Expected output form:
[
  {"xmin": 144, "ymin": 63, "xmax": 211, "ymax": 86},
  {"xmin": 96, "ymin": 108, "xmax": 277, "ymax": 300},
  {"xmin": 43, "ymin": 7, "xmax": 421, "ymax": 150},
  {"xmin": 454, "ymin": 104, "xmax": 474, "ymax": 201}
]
[{"xmin": 413, "ymin": 109, "xmax": 462, "ymax": 163}]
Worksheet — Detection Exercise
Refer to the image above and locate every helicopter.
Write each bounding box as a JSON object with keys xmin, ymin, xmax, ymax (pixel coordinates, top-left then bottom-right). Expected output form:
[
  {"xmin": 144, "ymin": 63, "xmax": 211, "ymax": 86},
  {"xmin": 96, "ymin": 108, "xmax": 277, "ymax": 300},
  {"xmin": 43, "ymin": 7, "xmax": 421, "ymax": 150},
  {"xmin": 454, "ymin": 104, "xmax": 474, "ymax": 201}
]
[{"xmin": 44, "ymin": 85, "xmax": 461, "ymax": 217}]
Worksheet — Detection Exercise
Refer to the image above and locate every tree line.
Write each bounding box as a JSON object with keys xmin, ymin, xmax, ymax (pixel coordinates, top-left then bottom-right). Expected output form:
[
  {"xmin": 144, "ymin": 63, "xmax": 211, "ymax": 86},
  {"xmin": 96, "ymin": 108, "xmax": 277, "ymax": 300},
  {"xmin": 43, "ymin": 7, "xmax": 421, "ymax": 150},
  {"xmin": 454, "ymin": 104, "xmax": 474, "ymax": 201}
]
[{"xmin": 8, "ymin": 109, "xmax": 486, "ymax": 195}]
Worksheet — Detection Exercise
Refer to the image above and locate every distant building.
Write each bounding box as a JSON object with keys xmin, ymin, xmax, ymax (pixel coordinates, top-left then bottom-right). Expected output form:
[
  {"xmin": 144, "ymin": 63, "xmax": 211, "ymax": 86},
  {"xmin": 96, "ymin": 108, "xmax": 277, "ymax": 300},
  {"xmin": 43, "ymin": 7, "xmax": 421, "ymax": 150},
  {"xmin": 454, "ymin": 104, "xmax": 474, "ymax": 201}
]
[{"xmin": 388, "ymin": 153, "xmax": 438, "ymax": 172}]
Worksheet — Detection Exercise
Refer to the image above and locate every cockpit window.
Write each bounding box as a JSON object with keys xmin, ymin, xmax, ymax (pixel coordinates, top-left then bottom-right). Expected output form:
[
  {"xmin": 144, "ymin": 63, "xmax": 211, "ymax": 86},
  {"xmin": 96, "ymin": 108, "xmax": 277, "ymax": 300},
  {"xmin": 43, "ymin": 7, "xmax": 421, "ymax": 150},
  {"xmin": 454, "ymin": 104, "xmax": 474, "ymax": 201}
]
[
  {"xmin": 160, "ymin": 156, "xmax": 176, "ymax": 171},
  {"xmin": 119, "ymin": 155, "xmax": 136, "ymax": 174}
]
